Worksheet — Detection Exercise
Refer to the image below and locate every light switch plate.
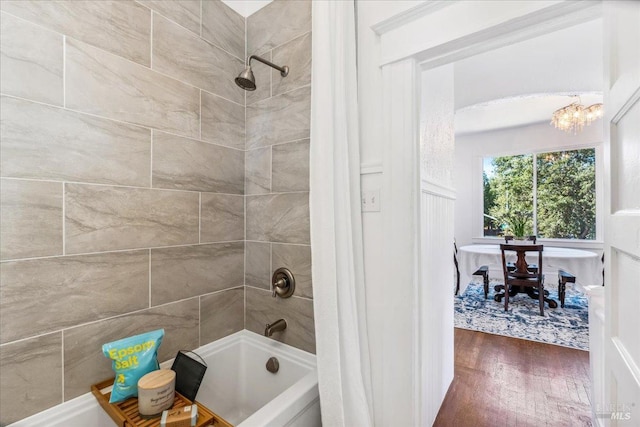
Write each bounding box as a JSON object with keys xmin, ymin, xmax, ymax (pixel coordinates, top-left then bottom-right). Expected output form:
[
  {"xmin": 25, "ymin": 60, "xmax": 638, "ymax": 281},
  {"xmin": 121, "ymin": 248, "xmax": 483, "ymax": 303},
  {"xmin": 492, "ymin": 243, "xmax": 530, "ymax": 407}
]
[{"xmin": 361, "ymin": 190, "xmax": 380, "ymax": 212}]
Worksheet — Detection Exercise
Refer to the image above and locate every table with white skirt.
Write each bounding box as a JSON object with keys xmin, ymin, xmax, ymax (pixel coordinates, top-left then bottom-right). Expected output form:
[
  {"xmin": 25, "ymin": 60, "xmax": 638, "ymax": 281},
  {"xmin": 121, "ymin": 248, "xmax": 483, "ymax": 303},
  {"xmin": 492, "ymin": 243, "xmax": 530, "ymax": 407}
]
[{"xmin": 457, "ymin": 244, "xmax": 602, "ymax": 295}]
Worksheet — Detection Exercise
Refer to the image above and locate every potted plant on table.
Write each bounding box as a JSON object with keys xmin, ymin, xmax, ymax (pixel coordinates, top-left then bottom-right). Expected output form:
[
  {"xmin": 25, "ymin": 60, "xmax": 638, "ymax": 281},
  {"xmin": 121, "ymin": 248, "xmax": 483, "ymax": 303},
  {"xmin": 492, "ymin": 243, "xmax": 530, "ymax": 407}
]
[{"xmin": 504, "ymin": 212, "xmax": 532, "ymax": 242}]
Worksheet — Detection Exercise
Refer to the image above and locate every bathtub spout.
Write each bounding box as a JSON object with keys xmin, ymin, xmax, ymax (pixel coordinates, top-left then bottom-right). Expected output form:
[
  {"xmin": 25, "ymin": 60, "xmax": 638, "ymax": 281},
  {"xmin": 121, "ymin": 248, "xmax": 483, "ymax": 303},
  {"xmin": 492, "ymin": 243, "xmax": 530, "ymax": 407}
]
[{"xmin": 264, "ymin": 319, "xmax": 287, "ymax": 337}]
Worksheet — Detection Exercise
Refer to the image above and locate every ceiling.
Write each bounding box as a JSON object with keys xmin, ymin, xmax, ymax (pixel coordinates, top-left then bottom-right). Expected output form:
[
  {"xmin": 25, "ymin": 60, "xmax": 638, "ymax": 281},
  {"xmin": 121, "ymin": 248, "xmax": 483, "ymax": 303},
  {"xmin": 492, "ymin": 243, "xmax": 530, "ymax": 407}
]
[
  {"xmin": 453, "ymin": 18, "xmax": 604, "ymax": 135},
  {"xmin": 221, "ymin": 0, "xmax": 272, "ymax": 17},
  {"xmin": 455, "ymin": 93, "xmax": 604, "ymax": 135}
]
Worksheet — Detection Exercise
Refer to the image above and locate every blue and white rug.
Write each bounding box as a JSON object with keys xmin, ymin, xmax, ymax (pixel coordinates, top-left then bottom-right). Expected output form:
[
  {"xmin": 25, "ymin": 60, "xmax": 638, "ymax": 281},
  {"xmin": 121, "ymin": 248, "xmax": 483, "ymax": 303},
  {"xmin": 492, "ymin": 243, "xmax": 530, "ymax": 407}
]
[{"xmin": 455, "ymin": 280, "xmax": 589, "ymax": 351}]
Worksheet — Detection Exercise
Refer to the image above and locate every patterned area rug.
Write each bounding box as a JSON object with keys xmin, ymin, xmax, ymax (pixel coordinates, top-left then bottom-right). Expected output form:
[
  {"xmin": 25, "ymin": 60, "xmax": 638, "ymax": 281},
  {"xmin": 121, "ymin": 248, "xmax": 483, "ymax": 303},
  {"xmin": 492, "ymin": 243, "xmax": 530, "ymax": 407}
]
[{"xmin": 455, "ymin": 279, "xmax": 589, "ymax": 351}]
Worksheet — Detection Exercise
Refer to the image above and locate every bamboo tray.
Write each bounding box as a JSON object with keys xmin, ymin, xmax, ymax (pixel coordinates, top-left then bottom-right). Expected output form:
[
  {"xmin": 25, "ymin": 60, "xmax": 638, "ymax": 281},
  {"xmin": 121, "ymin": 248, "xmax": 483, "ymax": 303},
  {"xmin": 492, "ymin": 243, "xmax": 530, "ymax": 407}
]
[{"xmin": 91, "ymin": 378, "xmax": 233, "ymax": 427}]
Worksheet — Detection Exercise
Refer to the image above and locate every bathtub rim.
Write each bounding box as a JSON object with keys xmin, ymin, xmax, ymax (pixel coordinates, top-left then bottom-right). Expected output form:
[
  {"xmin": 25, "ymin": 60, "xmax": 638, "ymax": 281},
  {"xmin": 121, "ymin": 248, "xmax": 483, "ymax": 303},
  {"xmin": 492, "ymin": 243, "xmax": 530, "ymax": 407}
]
[{"xmin": 7, "ymin": 330, "xmax": 318, "ymax": 427}]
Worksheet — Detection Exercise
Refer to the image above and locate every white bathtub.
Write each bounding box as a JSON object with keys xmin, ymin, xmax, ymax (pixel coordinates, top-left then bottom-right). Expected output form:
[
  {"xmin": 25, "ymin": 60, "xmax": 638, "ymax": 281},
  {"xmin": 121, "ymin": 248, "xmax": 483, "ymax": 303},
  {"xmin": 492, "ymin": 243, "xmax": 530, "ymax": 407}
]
[{"xmin": 9, "ymin": 330, "xmax": 320, "ymax": 427}]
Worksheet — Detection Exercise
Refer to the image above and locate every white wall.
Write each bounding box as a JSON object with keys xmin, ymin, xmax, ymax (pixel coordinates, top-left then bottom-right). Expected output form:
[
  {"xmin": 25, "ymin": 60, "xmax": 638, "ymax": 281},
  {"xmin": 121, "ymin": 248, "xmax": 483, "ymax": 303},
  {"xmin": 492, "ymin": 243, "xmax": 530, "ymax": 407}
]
[{"xmin": 454, "ymin": 122, "xmax": 604, "ymax": 248}]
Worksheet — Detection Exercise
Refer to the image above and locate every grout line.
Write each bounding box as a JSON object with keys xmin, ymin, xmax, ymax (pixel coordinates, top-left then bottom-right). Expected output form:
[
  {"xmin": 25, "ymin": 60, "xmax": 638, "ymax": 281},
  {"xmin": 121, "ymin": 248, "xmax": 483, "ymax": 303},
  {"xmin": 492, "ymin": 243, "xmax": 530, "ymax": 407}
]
[
  {"xmin": 245, "ymin": 240, "xmax": 311, "ymax": 247},
  {"xmin": 0, "ymin": 176, "xmax": 244, "ymax": 196},
  {"xmin": 269, "ymin": 242, "xmax": 273, "ymax": 294},
  {"xmin": 267, "ymin": 30, "xmax": 312, "ymax": 53},
  {"xmin": 148, "ymin": 249, "xmax": 152, "ymax": 308},
  {"xmin": 269, "ymin": 145, "xmax": 273, "ymax": 192},
  {"xmin": 199, "ymin": 90, "xmax": 202, "ymax": 140},
  {"xmin": 0, "ymin": 240, "xmax": 245, "ymax": 263},
  {"xmin": 62, "ymin": 182, "xmax": 66, "ymax": 255},
  {"xmin": 244, "ymin": 284, "xmax": 314, "ymax": 302},
  {"xmin": 199, "ymin": 192, "xmax": 202, "ymax": 244},
  {"xmin": 61, "ymin": 330, "xmax": 65, "ymax": 401},
  {"xmin": 150, "ymin": 11, "xmax": 153, "ymax": 69},
  {"xmin": 150, "ymin": 129, "xmax": 154, "ymax": 187},
  {"xmin": 62, "ymin": 36, "xmax": 66, "ymax": 108},
  {"xmin": 245, "ymin": 84, "xmax": 311, "ymax": 108},
  {"xmin": 245, "ymin": 190, "xmax": 310, "ymax": 196},
  {"xmin": 268, "ymin": 137, "xmax": 311, "ymax": 148}
]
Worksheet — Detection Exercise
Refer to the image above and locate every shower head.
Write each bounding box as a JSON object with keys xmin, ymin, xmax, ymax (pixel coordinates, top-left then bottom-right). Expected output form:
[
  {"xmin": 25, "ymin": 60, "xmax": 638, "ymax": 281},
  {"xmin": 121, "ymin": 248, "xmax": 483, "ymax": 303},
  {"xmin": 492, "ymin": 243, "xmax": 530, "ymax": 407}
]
[
  {"xmin": 235, "ymin": 55, "xmax": 289, "ymax": 91},
  {"xmin": 235, "ymin": 66, "xmax": 256, "ymax": 91}
]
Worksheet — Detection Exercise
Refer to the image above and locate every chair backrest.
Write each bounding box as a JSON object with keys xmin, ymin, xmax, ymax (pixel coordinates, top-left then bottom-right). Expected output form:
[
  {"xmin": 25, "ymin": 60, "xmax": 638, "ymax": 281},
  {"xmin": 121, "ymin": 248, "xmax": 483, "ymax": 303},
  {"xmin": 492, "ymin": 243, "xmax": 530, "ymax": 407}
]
[
  {"xmin": 499, "ymin": 244, "xmax": 544, "ymax": 283},
  {"xmin": 504, "ymin": 235, "xmax": 537, "ymax": 244}
]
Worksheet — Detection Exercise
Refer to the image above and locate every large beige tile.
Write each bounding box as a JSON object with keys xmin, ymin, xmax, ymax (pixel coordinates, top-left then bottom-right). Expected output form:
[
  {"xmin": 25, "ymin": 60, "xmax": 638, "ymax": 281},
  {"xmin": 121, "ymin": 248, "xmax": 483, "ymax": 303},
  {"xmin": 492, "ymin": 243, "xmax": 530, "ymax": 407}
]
[
  {"xmin": 63, "ymin": 298, "xmax": 199, "ymax": 400},
  {"xmin": 245, "ymin": 241, "xmax": 270, "ymax": 290},
  {"xmin": 153, "ymin": 14, "xmax": 244, "ymax": 104},
  {"xmin": 0, "ymin": 12, "xmax": 63, "ymax": 105},
  {"xmin": 200, "ymin": 194, "xmax": 244, "ymax": 242},
  {"xmin": 202, "ymin": 0, "xmax": 244, "ymax": 59},
  {"xmin": 0, "ymin": 179, "xmax": 62, "ymax": 260},
  {"xmin": 272, "ymin": 139, "xmax": 309, "ymax": 192},
  {"xmin": 151, "ymin": 243, "xmax": 244, "ymax": 306},
  {"xmin": 272, "ymin": 243, "xmax": 312, "ymax": 299},
  {"xmin": 0, "ymin": 251, "xmax": 149, "ymax": 344},
  {"xmin": 246, "ymin": 86, "xmax": 311, "ymax": 149},
  {"xmin": 272, "ymin": 32, "xmax": 311, "ymax": 96},
  {"xmin": 66, "ymin": 39, "xmax": 199, "ymax": 138},
  {"xmin": 138, "ymin": 0, "xmax": 200, "ymax": 35},
  {"xmin": 245, "ymin": 147, "xmax": 271, "ymax": 195},
  {"xmin": 65, "ymin": 184, "xmax": 199, "ymax": 254},
  {"xmin": 245, "ymin": 287, "xmax": 315, "ymax": 353},
  {"xmin": 0, "ymin": 332, "xmax": 62, "ymax": 424},
  {"xmin": 152, "ymin": 132, "xmax": 244, "ymax": 193},
  {"xmin": 201, "ymin": 90, "xmax": 245, "ymax": 150},
  {"xmin": 0, "ymin": 96, "xmax": 151, "ymax": 186},
  {"xmin": 247, "ymin": 0, "xmax": 311, "ymax": 55},
  {"xmin": 1, "ymin": 1, "xmax": 150, "ymax": 66},
  {"xmin": 246, "ymin": 193, "xmax": 310, "ymax": 244},
  {"xmin": 200, "ymin": 287, "xmax": 244, "ymax": 345}
]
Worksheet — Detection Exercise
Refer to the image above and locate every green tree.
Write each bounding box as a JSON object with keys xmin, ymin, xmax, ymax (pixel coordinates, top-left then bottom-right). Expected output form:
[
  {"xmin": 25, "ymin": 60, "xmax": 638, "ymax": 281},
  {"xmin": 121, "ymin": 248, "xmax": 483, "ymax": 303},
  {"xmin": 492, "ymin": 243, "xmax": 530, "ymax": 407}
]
[
  {"xmin": 483, "ymin": 171, "xmax": 497, "ymax": 233},
  {"xmin": 482, "ymin": 149, "xmax": 596, "ymax": 240},
  {"xmin": 536, "ymin": 149, "xmax": 595, "ymax": 239},
  {"xmin": 487, "ymin": 154, "xmax": 534, "ymax": 236}
]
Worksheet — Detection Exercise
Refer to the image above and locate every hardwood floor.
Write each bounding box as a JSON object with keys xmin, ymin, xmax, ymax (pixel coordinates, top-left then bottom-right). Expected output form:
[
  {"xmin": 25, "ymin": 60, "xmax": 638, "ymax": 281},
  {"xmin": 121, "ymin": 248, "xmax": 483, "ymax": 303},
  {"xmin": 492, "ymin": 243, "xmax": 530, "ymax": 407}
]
[{"xmin": 434, "ymin": 328, "xmax": 592, "ymax": 427}]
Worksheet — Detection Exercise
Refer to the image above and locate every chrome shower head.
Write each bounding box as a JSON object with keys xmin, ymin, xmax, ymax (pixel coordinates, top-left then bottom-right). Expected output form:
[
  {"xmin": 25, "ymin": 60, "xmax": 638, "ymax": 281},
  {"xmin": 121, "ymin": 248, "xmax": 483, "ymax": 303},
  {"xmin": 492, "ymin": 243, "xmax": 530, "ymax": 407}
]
[
  {"xmin": 235, "ymin": 55, "xmax": 289, "ymax": 91},
  {"xmin": 235, "ymin": 66, "xmax": 256, "ymax": 91}
]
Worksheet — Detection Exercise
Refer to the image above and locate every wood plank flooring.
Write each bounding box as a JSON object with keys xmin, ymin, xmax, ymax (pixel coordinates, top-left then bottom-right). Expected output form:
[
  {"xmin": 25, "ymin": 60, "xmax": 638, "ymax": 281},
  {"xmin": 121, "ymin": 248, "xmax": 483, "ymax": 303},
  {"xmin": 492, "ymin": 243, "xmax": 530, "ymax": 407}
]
[{"xmin": 433, "ymin": 328, "xmax": 592, "ymax": 427}]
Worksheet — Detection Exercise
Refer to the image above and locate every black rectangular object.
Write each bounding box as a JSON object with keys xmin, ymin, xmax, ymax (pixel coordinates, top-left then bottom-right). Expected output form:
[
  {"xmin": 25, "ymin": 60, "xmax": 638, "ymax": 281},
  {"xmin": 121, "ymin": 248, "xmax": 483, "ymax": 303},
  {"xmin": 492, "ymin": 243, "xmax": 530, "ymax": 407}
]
[{"xmin": 170, "ymin": 350, "xmax": 207, "ymax": 402}]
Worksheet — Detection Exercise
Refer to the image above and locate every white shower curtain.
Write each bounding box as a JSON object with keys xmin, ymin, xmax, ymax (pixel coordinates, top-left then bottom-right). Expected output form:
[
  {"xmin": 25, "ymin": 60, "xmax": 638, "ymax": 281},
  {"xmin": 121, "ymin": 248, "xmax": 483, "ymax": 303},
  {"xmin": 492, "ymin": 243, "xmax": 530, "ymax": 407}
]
[{"xmin": 310, "ymin": 1, "xmax": 374, "ymax": 426}]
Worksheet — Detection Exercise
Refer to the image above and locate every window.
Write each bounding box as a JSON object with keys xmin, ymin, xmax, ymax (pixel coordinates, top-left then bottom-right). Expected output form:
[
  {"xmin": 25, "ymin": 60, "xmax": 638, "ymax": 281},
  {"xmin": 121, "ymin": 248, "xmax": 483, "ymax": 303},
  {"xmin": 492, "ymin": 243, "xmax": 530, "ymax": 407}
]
[{"xmin": 483, "ymin": 148, "xmax": 596, "ymax": 240}]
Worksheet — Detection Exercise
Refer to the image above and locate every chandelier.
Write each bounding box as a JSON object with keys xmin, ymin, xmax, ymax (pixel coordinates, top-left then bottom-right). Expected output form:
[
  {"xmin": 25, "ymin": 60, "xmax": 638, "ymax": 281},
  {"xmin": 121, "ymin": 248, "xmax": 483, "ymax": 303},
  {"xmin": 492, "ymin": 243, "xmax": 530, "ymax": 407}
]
[{"xmin": 551, "ymin": 97, "xmax": 603, "ymax": 134}]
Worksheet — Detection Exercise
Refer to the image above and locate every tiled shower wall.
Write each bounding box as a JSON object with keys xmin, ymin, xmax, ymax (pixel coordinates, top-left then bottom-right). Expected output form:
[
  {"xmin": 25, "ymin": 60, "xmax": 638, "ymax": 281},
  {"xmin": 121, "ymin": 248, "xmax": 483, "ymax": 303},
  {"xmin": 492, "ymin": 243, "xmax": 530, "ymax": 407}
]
[
  {"xmin": 243, "ymin": 1, "xmax": 315, "ymax": 355},
  {"xmin": 0, "ymin": 1, "xmax": 246, "ymax": 423}
]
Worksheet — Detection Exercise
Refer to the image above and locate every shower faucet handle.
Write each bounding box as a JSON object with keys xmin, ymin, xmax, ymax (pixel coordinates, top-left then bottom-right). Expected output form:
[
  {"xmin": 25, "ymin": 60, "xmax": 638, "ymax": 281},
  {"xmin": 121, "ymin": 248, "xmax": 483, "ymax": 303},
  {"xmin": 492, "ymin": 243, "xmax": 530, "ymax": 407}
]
[{"xmin": 271, "ymin": 268, "xmax": 295, "ymax": 298}]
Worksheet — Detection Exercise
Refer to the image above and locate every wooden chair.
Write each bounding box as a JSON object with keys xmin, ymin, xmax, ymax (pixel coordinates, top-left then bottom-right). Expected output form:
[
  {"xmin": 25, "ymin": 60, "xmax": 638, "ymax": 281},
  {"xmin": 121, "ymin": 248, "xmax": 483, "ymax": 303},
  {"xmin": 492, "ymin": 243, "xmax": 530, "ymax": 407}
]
[
  {"xmin": 498, "ymin": 244, "xmax": 552, "ymax": 316},
  {"xmin": 454, "ymin": 240, "xmax": 489, "ymax": 298},
  {"xmin": 473, "ymin": 266, "xmax": 490, "ymax": 299},
  {"xmin": 557, "ymin": 270, "xmax": 576, "ymax": 308},
  {"xmin": 504, "ymin": 236, "xmax": 538, "ymax": 273}
]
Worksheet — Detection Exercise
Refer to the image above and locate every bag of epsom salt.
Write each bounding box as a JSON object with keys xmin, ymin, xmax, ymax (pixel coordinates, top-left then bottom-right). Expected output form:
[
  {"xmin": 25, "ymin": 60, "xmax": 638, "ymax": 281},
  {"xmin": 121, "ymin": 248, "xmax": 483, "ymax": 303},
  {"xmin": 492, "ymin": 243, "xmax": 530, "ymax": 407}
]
[{"xmin": 102, "ymin": 329, "xmax": 165, "ymax": 403}]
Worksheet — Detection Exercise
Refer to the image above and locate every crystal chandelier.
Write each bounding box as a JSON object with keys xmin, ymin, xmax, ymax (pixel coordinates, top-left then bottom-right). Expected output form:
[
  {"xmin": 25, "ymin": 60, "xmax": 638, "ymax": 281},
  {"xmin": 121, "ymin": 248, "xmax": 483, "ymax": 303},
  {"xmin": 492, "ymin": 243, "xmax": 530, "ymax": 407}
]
[{"xmin": 551, "ymin": 97, "xmax": 603, "ymax": 134}]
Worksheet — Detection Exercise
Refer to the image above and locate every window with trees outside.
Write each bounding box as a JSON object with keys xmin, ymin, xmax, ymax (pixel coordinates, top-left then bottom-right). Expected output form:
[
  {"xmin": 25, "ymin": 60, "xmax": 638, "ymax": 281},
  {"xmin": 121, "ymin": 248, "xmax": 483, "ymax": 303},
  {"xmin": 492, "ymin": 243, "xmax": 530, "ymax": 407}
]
[{"xmin": 483, "ymin": 148, "xmax": 596, "ymax": 240}]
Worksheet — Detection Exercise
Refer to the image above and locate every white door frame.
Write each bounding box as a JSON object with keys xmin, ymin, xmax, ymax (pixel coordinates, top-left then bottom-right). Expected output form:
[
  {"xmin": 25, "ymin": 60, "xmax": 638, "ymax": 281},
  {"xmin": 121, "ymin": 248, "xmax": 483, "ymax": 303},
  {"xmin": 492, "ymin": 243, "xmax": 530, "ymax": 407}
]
[{"xmin": 368, "ymin": 1, "xmax": 603, "ymax": 424}]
